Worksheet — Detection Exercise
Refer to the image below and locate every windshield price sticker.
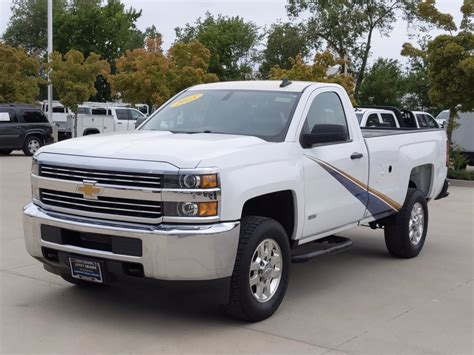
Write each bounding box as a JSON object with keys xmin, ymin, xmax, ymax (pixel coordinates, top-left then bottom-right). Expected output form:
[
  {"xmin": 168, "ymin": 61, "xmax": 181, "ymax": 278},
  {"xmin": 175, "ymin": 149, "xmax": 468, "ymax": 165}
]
[{"xmin": 170, "ymin": 93, "xmax": 203, "ymax": 108}]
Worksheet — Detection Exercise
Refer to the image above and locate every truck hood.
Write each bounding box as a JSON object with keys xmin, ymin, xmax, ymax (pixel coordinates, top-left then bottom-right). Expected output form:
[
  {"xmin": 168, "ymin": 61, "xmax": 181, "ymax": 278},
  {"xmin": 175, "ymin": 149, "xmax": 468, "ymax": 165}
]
[{"xmin": 39, "ymin": 130, "xmax": 269, "ymax": 168}]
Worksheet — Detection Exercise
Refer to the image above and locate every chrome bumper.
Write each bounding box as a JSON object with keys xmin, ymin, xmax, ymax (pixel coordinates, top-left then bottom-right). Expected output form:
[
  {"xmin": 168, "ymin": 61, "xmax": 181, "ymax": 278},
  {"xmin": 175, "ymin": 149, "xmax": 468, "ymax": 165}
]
[{"xmin": 23, "ymin": 203, "xmax": 240, "ymax": 281}]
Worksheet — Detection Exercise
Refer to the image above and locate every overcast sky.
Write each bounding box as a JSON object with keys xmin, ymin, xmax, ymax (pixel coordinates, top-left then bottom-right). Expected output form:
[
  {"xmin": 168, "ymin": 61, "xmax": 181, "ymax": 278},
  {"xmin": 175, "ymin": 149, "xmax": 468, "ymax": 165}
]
[{"xmin": 0, "ymin": 0, "xmax": 464, "ymax": 65}]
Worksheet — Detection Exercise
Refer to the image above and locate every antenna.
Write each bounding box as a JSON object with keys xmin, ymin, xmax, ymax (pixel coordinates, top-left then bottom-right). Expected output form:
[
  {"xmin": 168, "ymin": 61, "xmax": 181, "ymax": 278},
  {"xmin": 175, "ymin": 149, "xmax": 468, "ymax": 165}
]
[{"xmin": 280, "ymin": 77, "xmax": 292, "ymax": 88}]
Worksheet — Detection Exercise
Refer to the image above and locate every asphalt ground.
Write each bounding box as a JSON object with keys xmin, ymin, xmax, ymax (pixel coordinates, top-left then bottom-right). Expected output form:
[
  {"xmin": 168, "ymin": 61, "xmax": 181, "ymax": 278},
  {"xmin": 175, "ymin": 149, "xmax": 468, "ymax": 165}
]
[{"xmin": 1, "ymin": 152, "xmax": 473, "ymax": 354}]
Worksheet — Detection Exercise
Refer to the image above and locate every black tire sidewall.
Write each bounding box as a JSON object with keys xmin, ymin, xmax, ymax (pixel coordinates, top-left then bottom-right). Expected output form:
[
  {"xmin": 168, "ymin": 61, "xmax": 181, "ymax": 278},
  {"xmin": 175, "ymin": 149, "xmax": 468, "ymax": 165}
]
[
  {"xmin": 232, "ymin": 217, "xmax": 290, "ymax": 321},
  {"xmin": 386, "ymin": 189, "xmax": 429, "ymax": 258}
]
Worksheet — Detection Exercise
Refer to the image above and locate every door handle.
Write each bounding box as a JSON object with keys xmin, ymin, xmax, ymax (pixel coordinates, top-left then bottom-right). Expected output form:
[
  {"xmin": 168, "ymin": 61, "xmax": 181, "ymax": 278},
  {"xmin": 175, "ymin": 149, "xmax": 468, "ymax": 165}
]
[{"xmin": 351, "ymin": 152, "xmax": 364, "ymax": 159}]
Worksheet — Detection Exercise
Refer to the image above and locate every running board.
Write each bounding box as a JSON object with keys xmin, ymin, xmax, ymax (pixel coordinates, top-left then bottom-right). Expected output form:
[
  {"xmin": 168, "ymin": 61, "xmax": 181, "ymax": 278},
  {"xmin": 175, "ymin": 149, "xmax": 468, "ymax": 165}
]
[{"xmin": 291, "ymin": 236, "xmax": 353, "ymax": 263}]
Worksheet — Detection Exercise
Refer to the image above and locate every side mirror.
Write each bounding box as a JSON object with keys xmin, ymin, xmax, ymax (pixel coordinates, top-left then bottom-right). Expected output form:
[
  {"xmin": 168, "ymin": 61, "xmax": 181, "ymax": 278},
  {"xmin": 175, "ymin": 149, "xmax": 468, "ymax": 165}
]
[
  {"xmin": 135, "ymin": 116, "xmax": 147, "ymax": 128},
  {"xmin": 301, "ymin": 131, "xmax": 348, "ymax": 147}
]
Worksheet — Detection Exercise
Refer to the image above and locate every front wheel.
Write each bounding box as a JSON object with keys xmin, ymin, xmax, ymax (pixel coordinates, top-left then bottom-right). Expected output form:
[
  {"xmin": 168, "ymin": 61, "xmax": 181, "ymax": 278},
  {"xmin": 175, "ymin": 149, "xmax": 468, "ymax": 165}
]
[
  {"xmin": 384, "ymin": 188, "xmax": 428, "ymax": 258},
  {"xmin": 223, "ymin": 216, "xmax": 290, "ymax": 322}
]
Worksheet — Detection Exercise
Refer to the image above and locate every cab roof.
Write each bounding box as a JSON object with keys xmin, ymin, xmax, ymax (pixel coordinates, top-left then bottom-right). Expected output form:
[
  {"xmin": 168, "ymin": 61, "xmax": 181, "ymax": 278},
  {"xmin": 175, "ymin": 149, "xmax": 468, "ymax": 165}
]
[{"xmin": 189, "ymin": 80, "xmax": 342, "ymax": 93}]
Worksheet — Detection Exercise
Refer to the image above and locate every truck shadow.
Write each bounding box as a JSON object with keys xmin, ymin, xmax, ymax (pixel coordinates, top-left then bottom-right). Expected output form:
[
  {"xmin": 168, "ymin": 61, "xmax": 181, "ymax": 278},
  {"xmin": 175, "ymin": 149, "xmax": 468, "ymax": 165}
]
[{"xmin": 31, "ymin": 228, "xmax": 414, "ymax": 327}]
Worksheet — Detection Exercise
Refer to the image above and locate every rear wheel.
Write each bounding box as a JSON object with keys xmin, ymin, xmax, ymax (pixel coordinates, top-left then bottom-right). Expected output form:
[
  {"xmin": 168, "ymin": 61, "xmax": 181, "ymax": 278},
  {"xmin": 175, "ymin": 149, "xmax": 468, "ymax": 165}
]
[
  {"xmin": 384, "ymin": 188, "xmax": 428, "ymax": 258},
  {"xmin": 23, "ymin": 136, "xmax": 42, "ymax": 156},
  {"xmin": 223, "ymin": 216, "xmax": 290, "ymax": 322},
  {"xmin": 0, "ymin": 149, "xmax": 12, "ymax": 155}
]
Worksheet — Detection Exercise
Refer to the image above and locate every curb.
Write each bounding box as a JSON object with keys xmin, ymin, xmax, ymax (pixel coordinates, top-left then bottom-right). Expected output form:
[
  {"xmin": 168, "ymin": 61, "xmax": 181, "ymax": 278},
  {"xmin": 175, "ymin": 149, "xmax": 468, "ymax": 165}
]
[{"xmin": 449, "ymin": 179, "xmax": 474, "ymax": 187}]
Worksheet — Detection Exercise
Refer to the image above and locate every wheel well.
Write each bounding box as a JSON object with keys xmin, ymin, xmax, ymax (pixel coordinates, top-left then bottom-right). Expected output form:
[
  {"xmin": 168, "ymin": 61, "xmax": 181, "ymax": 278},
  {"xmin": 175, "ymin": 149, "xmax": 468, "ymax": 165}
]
[
  {"xmin": 25, "ymin": 133, "xmax": 44, "ymax": 144},
  {"xmin": 242, "ymin": 190, "xmax": 295, "ymax": 239},
  {"xmin": 409, "ymin": 164, "xmax": 433, "ymax": 198},
  {"xmin": 83, "ymin": 129, "xmax": 100, "ymax": 136}
]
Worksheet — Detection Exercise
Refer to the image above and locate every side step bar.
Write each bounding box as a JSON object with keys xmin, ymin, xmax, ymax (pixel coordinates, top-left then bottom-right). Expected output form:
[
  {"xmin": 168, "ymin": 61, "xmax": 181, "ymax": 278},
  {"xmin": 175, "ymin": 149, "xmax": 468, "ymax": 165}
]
[{"xmin": 291, "ymin": 236, "xmax": 352, "ymax": 263}]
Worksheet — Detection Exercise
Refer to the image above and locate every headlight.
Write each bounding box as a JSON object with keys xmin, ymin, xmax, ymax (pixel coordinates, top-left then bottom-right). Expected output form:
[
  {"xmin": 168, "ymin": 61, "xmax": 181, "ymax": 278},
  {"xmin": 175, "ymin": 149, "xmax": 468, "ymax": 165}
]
[
  {"xmin": 163, "ymin": 174, "xmax": 218, "ymax": 189},
  {"xmin": 163, "ymin": 201, "xmax": 218, "ymax": 217}
]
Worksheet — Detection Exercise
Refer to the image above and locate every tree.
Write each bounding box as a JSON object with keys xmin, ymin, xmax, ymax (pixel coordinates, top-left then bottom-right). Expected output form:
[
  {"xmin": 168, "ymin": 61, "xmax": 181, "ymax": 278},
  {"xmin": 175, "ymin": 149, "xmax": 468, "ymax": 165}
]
[
  {"xmin": 286, "ymin": 0, "xmax": 418, "ymax": 98},
  {"xmin": 357, "ymin": 58, "xmax": 405, "ymax": 107},
  {"xmin": 2, "ymin": 0, "xmax": 66, "ymax": 56},
  {"xmin": 48, "ymin": 50, "xmax": 110, "ymax": 135},
  {"xmin": 269, "ymin": 52, "xmax": 355, "ymax": 100},
  {"xmin": 402, "ymin": 0, "xmax": 474, "ymax": 144},
  {"xmin": 259, "ymin": 22, "xmax": 309, "ymax": 78},
  {"xmin": 175, "ymin": 13, "xmax": 260, "ymax": 80},
  {"xmin": 110, "ymin": 32, "xmax": 218, "ymax": 108},
  {"xmin": 0, "ymin": 43, "xmax": 41, "ymax": 103}
]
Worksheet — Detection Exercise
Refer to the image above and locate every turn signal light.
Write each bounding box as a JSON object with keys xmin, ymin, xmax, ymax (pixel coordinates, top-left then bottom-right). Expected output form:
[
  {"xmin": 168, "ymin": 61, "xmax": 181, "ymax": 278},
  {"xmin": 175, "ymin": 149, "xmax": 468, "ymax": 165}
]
[
  {"xmin": 198, "ymin": 202, "xmax": 218, "ymax": 216},
  {"xmin": 201, "ymin": 174, "xmax": 218, "ymax": 188}
]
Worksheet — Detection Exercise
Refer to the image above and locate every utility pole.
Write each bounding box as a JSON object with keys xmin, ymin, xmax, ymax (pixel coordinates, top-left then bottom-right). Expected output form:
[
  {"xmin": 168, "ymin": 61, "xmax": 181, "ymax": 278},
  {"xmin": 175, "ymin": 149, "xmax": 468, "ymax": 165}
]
[{"xmin": 47, "ymin": 0, "xmax": 53, "ymax": 124}]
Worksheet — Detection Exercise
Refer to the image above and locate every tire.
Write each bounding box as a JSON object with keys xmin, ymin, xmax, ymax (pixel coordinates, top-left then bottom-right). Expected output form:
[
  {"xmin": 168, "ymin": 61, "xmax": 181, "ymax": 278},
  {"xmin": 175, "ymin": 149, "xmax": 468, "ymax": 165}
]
[
  {"xmin": 23, "ymin": 135, "xmax": 42, "ymax": 156},
  {"xmin": 384, "ymin": 188, "xmax": 428, "ymax": 258},
  {"xmin": 0, "ymin": 149, "xmax": 12, "ymax": 155},
  {"xmin": 223, "ymin": 216, "xmax": 290, "ymax": 322}
]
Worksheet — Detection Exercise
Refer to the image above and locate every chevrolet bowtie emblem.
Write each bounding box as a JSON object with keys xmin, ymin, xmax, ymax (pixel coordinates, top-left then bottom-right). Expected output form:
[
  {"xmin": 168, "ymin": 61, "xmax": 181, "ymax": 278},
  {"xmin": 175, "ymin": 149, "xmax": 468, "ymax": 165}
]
[{"xmin": 77, "ymin": 181, "xmax": 102, "ymax": 200}]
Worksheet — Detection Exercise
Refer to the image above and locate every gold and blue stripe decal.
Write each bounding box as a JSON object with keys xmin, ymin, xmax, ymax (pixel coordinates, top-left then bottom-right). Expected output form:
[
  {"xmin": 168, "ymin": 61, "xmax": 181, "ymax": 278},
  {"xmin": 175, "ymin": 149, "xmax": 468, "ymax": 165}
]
[{"xmin": 305, "ymin": 155, "xmax": 401, "ymax": 218}]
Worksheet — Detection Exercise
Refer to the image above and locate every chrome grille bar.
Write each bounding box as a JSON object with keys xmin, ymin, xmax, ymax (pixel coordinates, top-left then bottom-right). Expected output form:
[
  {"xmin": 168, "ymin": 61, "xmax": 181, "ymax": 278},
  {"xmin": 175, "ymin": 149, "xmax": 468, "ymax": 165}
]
[{"xmin": 40, "ymin": 164, "xmax": 162, "ymax": 189}]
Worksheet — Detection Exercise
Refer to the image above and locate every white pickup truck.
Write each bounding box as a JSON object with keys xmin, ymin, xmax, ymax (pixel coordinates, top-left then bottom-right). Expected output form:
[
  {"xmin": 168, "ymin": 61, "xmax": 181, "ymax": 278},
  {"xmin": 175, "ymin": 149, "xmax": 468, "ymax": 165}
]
[{"xmin": 24, "ymin": 81, "xmax": 449, "ymax": 321}]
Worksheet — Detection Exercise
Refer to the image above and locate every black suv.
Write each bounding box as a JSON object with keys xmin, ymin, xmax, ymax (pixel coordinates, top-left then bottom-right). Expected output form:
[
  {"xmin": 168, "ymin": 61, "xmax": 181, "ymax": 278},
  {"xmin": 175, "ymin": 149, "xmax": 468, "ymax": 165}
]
[{"xmin": 0, "ymin": 103, "xmax": 54, "ymax": 156}]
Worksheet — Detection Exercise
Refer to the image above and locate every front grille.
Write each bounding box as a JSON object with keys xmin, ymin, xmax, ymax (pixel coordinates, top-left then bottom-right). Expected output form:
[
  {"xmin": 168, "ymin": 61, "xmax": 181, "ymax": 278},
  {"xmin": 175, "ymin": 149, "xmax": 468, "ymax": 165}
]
[
  {"xmin": 40, "ymin": 189, "xmax": 161, "ymax": 219},
  {"xmin": 39, "ymin": 164, "xmax": 162, "ymax": 189}
]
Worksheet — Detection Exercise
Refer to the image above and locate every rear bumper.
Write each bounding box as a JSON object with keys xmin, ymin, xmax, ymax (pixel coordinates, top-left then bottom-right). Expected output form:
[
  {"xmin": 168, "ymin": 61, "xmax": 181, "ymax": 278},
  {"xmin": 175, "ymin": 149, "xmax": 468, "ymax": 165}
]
[{"xmin": 23, "ymin": 203, "xmax": 240, "ymax": 281}]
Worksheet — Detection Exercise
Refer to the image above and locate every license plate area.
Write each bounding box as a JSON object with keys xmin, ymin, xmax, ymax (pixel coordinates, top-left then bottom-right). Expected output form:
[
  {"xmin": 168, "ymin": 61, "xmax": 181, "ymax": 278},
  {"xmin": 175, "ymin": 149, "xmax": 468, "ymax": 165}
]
[{"xmin": 69, "ymin": 257, "xmax": 103, "ymax": 283}]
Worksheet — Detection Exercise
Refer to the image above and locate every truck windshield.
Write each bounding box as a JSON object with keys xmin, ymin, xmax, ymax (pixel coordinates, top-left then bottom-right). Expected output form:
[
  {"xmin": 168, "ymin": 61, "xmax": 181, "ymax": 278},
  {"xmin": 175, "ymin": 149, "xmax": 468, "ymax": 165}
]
[{"xmin": 140, "ymin": 90, "xmax": 301, "ymax": 142}]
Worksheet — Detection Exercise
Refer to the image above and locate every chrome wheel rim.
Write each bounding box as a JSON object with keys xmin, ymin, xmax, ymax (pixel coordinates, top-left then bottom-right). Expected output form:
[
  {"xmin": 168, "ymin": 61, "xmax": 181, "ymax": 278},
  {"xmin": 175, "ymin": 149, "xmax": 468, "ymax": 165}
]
[
  {"xmin": 249, "ymin": 238, "xmax": 282, "ymax": 303},
  {"xmin": 28, "ymin": 139, "xmax": 40, "ymax": 154},
  {"xmin": 409, "ymin": 202, "xmax": 424, "ymax": 245}
]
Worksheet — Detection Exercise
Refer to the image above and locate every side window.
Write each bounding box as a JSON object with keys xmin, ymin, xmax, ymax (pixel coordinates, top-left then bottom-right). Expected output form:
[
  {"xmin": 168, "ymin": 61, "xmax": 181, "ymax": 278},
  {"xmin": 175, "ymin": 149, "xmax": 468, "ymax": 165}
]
[
  {"xmin": 21, "ymin": 109, "xmax": 48, "ymax": 123},
  {"xmin": 91, "ymin": 108, "xmax": 107, "ymax": 115},
  {"xmin": 417, "ymin": 114, "xmax": 428, "ymax": 128},
  {"xmin": 130, "ymin": 109, "xmax": 144, "ymax": 120},
  {"xmin": 0, "ymin": 109, "xmax": 16, "ymax": 123},
  {"xmin": 426, "ymin": 115, "xmax": 438, "ymax": 128},
  {"xmin": 116, "ymin": 109, "xmax": 129, "ymax": 120},
  {"xmin": 366, "ymin": 113, "xmax": 379, "ymax": 127},
  {"xmin": 304, "ymin": 92, "xmax": 349, "ymax": 142},
  {"xmin": 381, "ymin": 113, "xmax": 397, "ymax": 127}
]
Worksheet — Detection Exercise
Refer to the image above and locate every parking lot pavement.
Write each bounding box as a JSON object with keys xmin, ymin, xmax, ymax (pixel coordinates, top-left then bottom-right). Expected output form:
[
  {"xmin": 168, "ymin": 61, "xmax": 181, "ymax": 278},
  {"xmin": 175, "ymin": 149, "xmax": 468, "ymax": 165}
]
[{"xmin": 1, "ymin": 153, "xmax": 473, "ymax": 354}]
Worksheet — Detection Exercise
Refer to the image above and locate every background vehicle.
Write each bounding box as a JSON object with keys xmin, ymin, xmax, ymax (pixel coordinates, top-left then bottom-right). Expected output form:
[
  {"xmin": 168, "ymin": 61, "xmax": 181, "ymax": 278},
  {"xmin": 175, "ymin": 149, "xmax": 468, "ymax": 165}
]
[
  {"xmin": 24, "ymin": 81, "xmax": 448, "ymax": 321},
  {"xmin": 437, "ymin": 110, "xmax": 474, "ymax": 166},
  {"xmin": 70, "ymin": 106, "xmax": 146, "ymax": 137},
  {"xmin": 0, "ymin": 103, "xmax": 53, "ymax": 156},
  {"xmin": 409, "ymin": 111, "xmax": 440, "ymax": 129},
  {"xmin": 355, "ymin": 108, "xmax": 400, "ymax": 128}
]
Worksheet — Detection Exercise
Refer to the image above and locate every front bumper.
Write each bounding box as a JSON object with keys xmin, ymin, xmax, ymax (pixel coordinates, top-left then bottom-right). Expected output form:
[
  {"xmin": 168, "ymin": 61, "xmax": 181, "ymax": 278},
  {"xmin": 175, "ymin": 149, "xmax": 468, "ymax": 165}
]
[{"xmin": 23, "ymin": 203, "xmax": 240, "ymax": 281}]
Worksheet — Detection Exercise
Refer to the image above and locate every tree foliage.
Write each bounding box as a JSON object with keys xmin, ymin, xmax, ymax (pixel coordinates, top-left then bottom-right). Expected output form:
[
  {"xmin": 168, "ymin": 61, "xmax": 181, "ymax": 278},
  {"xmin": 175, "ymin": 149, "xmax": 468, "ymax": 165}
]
[
  {"xmin": 175, "ymin": 13, "xmax": 260, "ymax": 80},
  {"xmin": 259, "ymin": 22, "xmax": 309, "ymax": 78},
  {"xmin": 357, "ymin": 58, "xmax": 405, "ymax": 107},
  {"xmin": 286, "ymin": 0, "xmax": 418, "ymax": 98},
  {"xmin": 110, "ymin": 33, "xmax": 218, "ymax": 107},
  {"xmin": 0, "ymin": 43, "xmax": 41, "ymax": 103},
  {"xmin": 48, "ymin": 50, "xmax": 110, "ymax": 113},
  {"xmin": 269, "ymin": 52, "xmax": 355, "ymax": 100}
]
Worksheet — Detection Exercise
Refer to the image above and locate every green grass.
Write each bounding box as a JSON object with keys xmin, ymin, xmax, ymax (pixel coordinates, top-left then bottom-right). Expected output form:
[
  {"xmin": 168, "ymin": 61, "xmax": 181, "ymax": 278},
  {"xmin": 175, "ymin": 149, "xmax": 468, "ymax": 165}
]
[{"xmin": 448, "ymin": 169, "xmax": 474, "ymax": 181}]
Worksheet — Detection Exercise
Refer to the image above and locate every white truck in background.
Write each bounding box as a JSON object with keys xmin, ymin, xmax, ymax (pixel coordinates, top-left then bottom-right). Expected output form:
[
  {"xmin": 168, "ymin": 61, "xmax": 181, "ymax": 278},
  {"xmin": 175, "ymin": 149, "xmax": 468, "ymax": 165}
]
[
  {"xmin": 355, "ymin": 108, "xmax": 400, "ymax": 128},
  {"xmin": 24, "ymin": 81, "xmax": 449, "ymax": 322}
]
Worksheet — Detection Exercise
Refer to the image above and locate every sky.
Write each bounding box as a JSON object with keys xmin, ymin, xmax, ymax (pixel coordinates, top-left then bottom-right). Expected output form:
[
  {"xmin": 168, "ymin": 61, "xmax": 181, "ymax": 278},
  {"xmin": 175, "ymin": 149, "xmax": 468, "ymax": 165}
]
[{"xmin": 0, "ymin": 0, "xmax": 465, "ymax": 65}]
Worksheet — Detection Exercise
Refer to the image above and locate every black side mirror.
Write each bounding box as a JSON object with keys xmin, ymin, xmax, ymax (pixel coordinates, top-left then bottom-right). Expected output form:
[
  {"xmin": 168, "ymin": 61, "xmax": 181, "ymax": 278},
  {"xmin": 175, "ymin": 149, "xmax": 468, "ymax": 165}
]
[
  {"xmin": 301, "ymin": 131, "xmax": 348, "ymax": 147},
  {"xmin": 135, "ymin": 116, "xmax": 147, "ymax": 128}
]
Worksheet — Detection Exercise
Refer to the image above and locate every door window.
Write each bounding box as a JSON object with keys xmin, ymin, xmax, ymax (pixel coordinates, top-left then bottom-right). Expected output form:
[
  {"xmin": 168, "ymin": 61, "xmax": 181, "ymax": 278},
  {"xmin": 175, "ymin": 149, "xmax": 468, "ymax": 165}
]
[
  {"xmin": 426, "ymin": 114, "xmax": 439, "ymax": 128},
  {"xmin": 381, "ymin": 113, "xmax": 397, "ymax": 127},
  {"xmin": 304, "ymin": 92, "xmax": 349, "ymax": 142},
  {"xmin": 21, "ymin": 109, "xmax": 48, "ymax": 123},
  {"xmin": 366, "ymin": 113, "xmax": 379, "ymax": 127},
  {"xmin": 416, "ymin": 114, "xmax": 428, "ymax": 128},
  {"xmin": 116, "ymin": 109, "xmax": 130, "ymax": 120}
]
